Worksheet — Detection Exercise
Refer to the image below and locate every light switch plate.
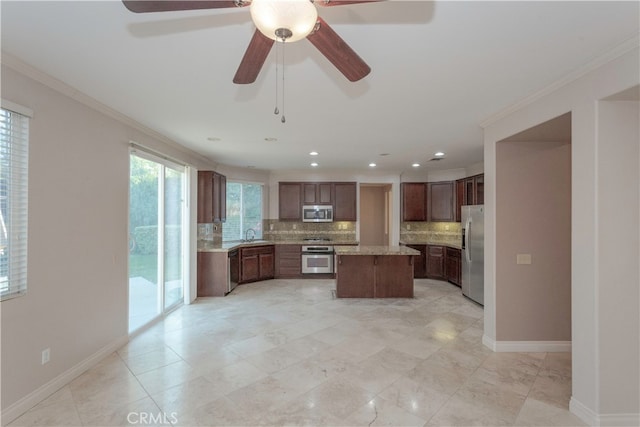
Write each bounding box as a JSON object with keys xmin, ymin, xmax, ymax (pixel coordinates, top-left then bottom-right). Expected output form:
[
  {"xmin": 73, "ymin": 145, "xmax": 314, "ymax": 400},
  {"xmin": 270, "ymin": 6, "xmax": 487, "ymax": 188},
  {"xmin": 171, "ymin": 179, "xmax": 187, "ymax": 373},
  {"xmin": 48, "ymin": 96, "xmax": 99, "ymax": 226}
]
[{"xmin": 517, "ymin": 254, "xmax": 532, "ymax": 265}]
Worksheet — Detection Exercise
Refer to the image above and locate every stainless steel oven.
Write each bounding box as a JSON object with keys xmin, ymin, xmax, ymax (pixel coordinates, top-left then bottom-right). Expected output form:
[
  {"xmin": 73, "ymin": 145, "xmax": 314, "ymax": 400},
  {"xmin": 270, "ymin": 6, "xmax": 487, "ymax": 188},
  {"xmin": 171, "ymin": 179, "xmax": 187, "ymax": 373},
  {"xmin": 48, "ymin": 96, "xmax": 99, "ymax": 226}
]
[{"xmin": 301, "ymin": 244, "xmax": 334, "ymax": 274}]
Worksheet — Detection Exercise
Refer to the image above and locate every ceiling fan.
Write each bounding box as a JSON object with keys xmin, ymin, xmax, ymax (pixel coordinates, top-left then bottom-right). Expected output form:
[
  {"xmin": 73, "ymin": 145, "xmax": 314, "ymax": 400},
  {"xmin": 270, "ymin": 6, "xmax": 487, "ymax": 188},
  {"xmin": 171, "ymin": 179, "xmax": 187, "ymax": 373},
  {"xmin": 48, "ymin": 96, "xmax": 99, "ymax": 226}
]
[{"xmin": 122, "ymin": 0, "xmax": 379, "ymax": 84}]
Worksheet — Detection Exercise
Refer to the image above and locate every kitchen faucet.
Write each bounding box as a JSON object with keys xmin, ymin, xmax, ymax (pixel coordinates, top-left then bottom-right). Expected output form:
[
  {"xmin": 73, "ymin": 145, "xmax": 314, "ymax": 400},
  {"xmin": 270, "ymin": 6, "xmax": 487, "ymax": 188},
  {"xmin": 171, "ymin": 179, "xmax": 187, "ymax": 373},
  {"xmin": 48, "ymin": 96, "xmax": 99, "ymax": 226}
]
[{"xmin": 245, "ymin": 228, "xmax": 256, "ymax": 242}]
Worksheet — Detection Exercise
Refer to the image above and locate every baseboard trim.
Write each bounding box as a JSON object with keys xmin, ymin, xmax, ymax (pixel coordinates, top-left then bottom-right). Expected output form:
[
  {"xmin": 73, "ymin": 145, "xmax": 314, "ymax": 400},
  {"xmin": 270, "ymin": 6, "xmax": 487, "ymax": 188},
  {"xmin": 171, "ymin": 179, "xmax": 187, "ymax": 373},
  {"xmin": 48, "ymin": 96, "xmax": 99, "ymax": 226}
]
[
  {"xmin": 482, "ymin": 335, "xmax": 571, "ymax": 352},
  {"xmin": 570, "ymin": 397, "xmax": 598, "ymax": 426},
  {"xmin": 1, "ymin": 335, "xmax": 129, "ymax": 426},
  {"xmin": 570, "ymin": 397, "xmax": 640, "ymax": 426}
]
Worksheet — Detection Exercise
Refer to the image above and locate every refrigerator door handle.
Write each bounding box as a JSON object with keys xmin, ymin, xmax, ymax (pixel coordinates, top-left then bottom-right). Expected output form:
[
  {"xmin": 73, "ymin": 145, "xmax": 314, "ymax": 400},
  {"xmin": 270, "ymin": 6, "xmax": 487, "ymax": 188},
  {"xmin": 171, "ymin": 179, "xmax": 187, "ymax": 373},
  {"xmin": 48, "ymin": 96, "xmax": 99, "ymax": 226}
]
[
  {"xmin": 465, "ymin": 221, "xmax": 472, "ymax": 263},
  {"xmin": 461, "ymin": 228, "xmax": 466, "ymax": 250}
]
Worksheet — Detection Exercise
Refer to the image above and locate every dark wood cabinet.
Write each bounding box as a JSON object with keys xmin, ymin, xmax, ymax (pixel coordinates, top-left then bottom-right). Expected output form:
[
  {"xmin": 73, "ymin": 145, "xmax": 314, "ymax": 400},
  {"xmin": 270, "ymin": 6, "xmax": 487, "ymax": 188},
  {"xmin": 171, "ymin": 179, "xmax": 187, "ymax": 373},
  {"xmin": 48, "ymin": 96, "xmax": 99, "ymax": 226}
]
[
  {"xmin": 407, "ymin": 244, "xmax": 427, "ymax": 278},
  {"xmin": 455, "ymin": 173, "xmax": 484, "ymax": 222},
  {"xmin": 445, "ymin": 247, "xmax": 461, "ymax": 287},
  {"xmin": 303, "ymin": 183, "xmax": 332, "ymax": 205},
  {"xmin": 333, "ymin": 182, "xmax": 357, "ymax": 221},
  {"xmin": 275, "ymin": 245, "xmax": 302, "ymax": 278},
  {"xmin": 279, "ymin": 181, "xmax": 356, "ymax": 221},
  {"xmin": 335, "ymin": 254, "xmax": 414, "ymax": 298},
  {"xmin": 428, "ymin": 181, "xmax": 455, "ymax": 222},
  {"xmin": 401, "ymin": 183, "xmax": 428, "ymax": 221},
  {"xmin": 279, "ymin": 182, "xmax": 302, "ymax": 221},
  {"xmin": 197, "ymin": 171, "xmax": 226, "ymax": 223},
  {"xmin": 335, "ymin": 255, "xmax": 375, "ymax": 298},
  {"xmin": 426, "ymin": 245, "xmax": 445, "ymax": 279},
  {"xmin": 455, "ymin": 180, "xmax": 465, "ymax": 222},
  {"xmin": 197, "ymin": 252, "xmax": 229, "ymax": 296},
  {"xmin": 240, "ymin": 245, "xmax": 275, "ymax": 283}
]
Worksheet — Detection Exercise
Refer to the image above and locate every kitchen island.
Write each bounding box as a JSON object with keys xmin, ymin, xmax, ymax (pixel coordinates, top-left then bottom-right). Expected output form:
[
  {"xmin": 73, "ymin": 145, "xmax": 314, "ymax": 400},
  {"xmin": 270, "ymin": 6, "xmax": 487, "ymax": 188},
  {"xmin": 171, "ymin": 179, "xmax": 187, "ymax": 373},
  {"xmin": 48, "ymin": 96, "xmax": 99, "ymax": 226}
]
[{"xmin": 334, "ymin": 245, "xmax": 420, "ymax": 298}]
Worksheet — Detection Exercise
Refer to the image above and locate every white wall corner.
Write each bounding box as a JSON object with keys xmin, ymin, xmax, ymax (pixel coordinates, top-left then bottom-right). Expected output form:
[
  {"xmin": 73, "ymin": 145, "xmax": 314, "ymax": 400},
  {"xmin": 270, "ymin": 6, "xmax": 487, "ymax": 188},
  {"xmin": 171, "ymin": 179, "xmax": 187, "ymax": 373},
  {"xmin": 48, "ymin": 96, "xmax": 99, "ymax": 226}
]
[
  {"xmin": 570, "ymin": 397, "xmax": 599, "ymax": 426},
  {"xmin": 570, "ymin": 397, "xmax": 640, "ymax": 427},
  {"xmin": 0, "ymin": 335, "xmax": 129, "ymax": 426},
  {"xmin": 482, "ymin": 334, "xmax": 496, "ymax": 351}
]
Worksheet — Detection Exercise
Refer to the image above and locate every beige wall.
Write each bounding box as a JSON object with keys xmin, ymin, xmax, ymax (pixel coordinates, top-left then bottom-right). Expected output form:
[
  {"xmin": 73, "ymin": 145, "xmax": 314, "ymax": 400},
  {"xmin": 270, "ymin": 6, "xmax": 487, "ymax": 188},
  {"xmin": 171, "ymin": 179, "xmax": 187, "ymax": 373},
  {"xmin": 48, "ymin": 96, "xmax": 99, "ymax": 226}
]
[
  {"xmin": 483, "ymin": 43, "xmax": 639, "ymax": 424},
  {"xmin": 0, "ymin": 63, "xmax": 215, "ymax": 420},
  {"xmin": 495, "ymin": 140, "xmax": 571, "ymax": 341}
]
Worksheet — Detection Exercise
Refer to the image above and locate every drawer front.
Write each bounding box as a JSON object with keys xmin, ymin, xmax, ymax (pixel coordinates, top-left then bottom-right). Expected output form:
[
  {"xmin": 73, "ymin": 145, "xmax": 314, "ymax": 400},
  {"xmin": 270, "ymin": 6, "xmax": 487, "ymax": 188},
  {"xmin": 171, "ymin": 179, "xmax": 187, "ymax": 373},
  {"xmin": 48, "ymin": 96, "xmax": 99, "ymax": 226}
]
[
  {"xmin": 428, "ymin": 245, "xmax": 444, "ymax": 256},
  {"xmin": 242, "ymin": 245, "xmax": 274, "ymax": 257}
]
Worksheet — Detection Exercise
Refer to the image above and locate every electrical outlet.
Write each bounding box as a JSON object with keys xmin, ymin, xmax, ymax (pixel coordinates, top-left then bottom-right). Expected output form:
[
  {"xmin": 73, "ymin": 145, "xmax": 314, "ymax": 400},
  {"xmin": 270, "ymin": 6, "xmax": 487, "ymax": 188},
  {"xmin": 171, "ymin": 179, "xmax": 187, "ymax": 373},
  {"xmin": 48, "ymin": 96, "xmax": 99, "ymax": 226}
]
[
  {"xmin": 406, "ymin": 224, "xmax": 411, "ymax": 230},
  {"xmin": 293, "ymin": 224, "xmax": 297, "ymax": 230},
  {"xmin": 41, "ymin": 348, "xmax": 50, "ymax": 365},
  {"xmin": 516, "ymin": 254, "xmax": 532, "ymax": 265}
]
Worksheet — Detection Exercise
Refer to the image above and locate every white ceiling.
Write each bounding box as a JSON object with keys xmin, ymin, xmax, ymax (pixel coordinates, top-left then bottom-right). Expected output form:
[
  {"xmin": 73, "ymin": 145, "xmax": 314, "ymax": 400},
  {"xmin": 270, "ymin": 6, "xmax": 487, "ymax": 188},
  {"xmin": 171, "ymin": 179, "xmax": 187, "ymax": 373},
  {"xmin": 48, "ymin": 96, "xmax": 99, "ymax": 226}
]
[{"xmin": 2, "ymin": 1, "xmax": 638, "ymax": 173}]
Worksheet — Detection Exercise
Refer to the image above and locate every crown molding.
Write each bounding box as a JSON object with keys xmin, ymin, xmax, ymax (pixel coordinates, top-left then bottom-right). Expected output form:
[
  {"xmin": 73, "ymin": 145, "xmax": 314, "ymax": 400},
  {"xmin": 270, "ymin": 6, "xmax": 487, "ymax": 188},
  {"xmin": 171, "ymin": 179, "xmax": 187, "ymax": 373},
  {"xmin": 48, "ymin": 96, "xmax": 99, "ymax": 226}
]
[
  {"xmin": 0, "ymin": 52, "xmax": 216, "ymax": 167},
  {"xmin": 480, "ymin": 35, "xmax": 640, "ymax": 129}
]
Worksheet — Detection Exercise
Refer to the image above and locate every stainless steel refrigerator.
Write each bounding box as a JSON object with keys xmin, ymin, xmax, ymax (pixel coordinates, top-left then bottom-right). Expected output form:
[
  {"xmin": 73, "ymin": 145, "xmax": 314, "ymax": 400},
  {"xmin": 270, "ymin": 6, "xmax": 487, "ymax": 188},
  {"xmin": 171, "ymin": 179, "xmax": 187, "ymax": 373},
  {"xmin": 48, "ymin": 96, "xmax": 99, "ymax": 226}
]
[{"xmin": 461, "ymin": 205, "xmax": 484, "ymax": 305}]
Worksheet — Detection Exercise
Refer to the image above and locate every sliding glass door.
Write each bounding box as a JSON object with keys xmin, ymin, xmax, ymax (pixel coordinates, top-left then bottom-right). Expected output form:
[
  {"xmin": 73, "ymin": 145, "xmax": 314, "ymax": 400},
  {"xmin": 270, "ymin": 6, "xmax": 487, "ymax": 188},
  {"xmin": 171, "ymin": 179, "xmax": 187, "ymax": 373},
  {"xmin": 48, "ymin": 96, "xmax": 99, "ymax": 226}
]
[{"xmin": 129, "ymin": 152, "xmax": 185, "ymax": 332}]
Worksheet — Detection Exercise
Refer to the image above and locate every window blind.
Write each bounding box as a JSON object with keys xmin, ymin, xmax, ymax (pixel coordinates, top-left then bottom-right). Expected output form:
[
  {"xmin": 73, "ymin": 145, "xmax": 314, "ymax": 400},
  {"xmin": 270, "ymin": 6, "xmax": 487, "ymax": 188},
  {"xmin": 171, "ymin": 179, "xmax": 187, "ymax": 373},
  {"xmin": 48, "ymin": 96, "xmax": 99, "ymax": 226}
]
[{"xmin": 0, "ymin": 107, "xmax": 29, "ymax": 301}]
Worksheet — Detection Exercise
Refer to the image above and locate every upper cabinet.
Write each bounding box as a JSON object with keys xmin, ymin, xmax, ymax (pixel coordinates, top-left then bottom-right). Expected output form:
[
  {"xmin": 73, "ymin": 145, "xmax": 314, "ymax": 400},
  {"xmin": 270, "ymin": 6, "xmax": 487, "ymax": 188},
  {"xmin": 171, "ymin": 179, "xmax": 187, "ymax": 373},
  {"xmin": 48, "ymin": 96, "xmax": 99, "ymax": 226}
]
[
  {"xmin": 401, "ymin": 183, "xmax": 428, "ymax": 221},
  {"xmin": 197, "ymin": 170, "xmax": 226, "ymax": 223},
  {"xmin": 428, "ymin": 181, "xmax": 454, "ymax": 222},
  {"xmin": 279, "ymin": 182, "xmax": 302, "ymax": 221},
  {"xmin": 279, "ymin": 181, "xmax": 357, "ymax": 221},
  {"xmin": 402, "ymin": 181, "xmax": 455, "ymax": 222},
  {"xmin": 303, "ymin": 183, "xmax": 333, "ymax": 205},
  {"xmin": 455, "ymin": 173, "xmax": 484, "ymax": 222},
  {"xmin": 333, "ymin": 182, "xmax": 357, "ymax": 221}
]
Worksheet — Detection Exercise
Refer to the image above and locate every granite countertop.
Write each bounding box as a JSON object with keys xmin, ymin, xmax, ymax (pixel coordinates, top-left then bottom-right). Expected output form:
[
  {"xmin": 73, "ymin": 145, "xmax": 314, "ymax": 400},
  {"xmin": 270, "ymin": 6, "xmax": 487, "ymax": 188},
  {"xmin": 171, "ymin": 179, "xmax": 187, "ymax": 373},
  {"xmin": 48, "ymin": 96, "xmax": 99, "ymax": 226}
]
[
  {"xmin": 334, "ymin": 245, "xmax": 421, "ymax": 256},
  {"xmin": 198, "ymin": 240, "xmax": 359, "ymax": 253}
]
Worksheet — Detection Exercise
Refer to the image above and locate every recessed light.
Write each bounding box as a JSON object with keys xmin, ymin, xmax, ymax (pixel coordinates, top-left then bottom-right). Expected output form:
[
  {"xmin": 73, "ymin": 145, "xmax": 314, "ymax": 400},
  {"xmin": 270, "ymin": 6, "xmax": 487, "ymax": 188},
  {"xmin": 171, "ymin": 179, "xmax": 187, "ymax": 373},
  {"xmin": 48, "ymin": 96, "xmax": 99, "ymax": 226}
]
[
  {"xmin": 207, "ymin": 137, "xmax": 221, "ymax": 141},
  {"xmin": 265, "ymin": 137, "xmax": 278, "ymax": 142},
  {"xmin": 309, "ymin": 151, "xmax": 319, "ymax": 156},
  {"xmin": 412, "ymin": 163, "xmax": 420, "ymax": 168},
  {"xmin": 311, "ymin": 162, "xmax": 318, "ymax": 167},
  {"xmin": 434, "ymin": 151, "xmax": 446, "ymax": 157},
  {"xmin": 369, "ymin": 163, "xmax": 377, "ymax": 167}
]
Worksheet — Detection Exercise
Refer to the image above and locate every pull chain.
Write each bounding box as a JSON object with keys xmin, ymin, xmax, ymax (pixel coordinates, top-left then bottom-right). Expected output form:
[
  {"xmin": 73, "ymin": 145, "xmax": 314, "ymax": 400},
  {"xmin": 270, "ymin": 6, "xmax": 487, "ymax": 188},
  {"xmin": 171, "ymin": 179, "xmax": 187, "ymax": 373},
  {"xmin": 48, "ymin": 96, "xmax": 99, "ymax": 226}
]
[{"xmin": 281, "ymin": 39, "xmax": 286, "ymax": 123}]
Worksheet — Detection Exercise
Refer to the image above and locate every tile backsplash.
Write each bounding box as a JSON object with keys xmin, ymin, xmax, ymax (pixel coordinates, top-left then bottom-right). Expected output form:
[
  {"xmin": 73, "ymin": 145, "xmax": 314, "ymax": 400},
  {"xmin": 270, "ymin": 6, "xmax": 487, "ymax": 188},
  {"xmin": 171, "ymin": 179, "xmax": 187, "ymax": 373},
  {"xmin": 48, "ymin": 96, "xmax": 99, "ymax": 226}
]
[
  {"xmin": 197, "ymin": 223, "xmax": 222, "ymax": 244},
  {"xmin": 263, "ymin": 220, "xmax": 357, "ymax": 242},
  {"xmin": 400, "ymin": 222, "xmax": 462, "ymax": 246}
]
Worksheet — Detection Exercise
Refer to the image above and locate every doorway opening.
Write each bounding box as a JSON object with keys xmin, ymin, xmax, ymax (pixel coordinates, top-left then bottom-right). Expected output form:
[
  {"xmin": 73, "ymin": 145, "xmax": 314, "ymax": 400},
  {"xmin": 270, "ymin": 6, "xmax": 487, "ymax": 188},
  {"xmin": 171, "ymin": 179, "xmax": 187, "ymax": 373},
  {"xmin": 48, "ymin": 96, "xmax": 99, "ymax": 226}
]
[{"xmin": 359, "ymin": 184, "xmax": 392, "ymax": 246}]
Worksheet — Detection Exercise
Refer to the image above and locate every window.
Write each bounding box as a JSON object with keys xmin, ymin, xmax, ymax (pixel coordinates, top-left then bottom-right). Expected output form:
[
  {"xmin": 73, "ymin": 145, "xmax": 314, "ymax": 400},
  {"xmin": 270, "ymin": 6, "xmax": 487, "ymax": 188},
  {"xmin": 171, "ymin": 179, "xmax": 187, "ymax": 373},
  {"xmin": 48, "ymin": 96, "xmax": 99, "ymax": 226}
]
[
  {"xmin": 0, "ymin": 105, "xmax": 29, "ymax": 301},
  {"xmin": 223, "ymin": 182, "xmax": 263, "ymax": 241}
]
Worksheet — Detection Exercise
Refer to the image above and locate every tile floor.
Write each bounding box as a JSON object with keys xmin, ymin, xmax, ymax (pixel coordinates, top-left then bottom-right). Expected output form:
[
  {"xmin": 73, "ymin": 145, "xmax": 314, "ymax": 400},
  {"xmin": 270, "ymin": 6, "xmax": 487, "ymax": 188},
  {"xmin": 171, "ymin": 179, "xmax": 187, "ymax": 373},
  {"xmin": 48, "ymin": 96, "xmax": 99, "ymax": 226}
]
[{"xmin": 9, "ymin": 279, "xmax": 585, "ymax": 427}]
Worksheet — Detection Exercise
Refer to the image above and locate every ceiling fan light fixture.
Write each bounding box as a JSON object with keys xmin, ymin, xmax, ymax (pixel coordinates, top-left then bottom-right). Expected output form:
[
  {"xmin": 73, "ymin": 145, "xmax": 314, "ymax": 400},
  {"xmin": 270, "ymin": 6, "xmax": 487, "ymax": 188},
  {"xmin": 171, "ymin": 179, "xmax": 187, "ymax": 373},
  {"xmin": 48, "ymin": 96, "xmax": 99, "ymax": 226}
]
[{"xmin": 250, "ymin": 0, "xmax": 318, "ymax": 42}]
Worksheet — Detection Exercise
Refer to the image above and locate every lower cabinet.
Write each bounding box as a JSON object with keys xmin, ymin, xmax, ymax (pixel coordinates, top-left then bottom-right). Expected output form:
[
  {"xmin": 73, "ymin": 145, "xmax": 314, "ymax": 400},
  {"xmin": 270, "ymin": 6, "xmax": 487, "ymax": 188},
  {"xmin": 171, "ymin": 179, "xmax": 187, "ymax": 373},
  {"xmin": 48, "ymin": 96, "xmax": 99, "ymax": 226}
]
[
  {"xmin": 240, "ymin": 245, "xmax": 274, "ymax": 283},
  {"xmin": 335, "ymin": 254, "xmax": 414, "ymax": 298},
  {"xmin": 197, "ymin": 252, "xmax": 229, "ymax": 297},
  {"xmin": 426, "ymin": 245, "xmax": 445, "ymax": 279},
  {"xmin": 407, "ymin": 244, "xmax": 427, "ymax": 278},
  {"xmin": 275, "ymin": 245, "xmax": 302, "ymax": 278},
  {"xmin": 445, "ymin": 247, "xmax": 461, "ymax": 287}
]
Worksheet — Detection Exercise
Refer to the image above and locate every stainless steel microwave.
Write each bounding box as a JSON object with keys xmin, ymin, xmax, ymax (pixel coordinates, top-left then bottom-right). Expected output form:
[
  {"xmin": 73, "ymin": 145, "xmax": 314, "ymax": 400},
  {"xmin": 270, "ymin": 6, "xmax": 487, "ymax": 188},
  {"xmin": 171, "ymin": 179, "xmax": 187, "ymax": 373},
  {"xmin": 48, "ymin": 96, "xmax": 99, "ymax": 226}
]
[{"xmin": 302, "ymin": 205, "xmax": 333, "ymax": 222}]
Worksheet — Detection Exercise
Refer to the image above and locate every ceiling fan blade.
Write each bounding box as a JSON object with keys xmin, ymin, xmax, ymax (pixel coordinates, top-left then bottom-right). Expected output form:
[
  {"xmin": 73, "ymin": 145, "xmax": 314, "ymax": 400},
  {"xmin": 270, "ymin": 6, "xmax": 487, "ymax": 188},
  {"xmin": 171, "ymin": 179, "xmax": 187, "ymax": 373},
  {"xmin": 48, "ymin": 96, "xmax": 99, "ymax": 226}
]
[
  {"xmin": 306, "ymin": 17, "xmax": 371, "ymax": 82},
  {"xmin": 122, "ymin": 1, "xmax": 247, "ymax": 13},
  {"xmin": 314, "ymin": 0, "xmax": 383, "ymax": 6},
  {"xmin": 233, "ymin": 30, "xmax": 275, "ymax": 84}
]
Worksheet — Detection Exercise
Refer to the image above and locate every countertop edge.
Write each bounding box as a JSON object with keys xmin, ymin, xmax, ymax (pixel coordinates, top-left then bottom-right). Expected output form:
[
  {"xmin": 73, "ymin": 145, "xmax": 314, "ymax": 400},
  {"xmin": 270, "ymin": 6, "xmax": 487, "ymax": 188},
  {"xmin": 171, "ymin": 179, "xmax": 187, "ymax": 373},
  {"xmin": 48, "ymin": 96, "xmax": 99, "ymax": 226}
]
[{"xmin": 198, "ymin": 240, "xmax": 360, "ymax": 253}]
